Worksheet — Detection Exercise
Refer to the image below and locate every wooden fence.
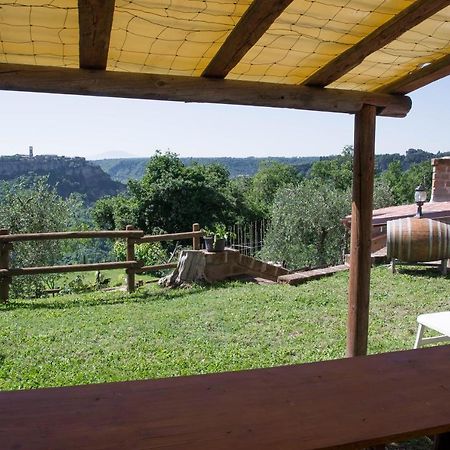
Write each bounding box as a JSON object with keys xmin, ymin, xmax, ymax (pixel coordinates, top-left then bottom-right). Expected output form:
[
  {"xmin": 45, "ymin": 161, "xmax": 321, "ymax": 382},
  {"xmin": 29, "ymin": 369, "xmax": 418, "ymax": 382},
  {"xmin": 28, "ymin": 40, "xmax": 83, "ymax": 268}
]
[{"xmin": 0, "ymin": 223, "xmax": 203, "ymax": 303}]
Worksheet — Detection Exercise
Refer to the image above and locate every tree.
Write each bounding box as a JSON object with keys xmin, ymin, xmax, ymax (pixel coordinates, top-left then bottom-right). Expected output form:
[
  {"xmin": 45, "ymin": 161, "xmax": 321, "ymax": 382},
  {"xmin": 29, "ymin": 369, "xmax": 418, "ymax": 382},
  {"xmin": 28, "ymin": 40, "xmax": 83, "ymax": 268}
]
[
  {"xmin": 229, "ymin": 176, "xmax": 261, "ymax": 223},
  {"xmin": 372, "ymin": 178, "xmax": 395, "ymax": 210},
  {"xmin": 380, "ymin": 160, "xmax": 432, "ymax": 205},
  {"xmin": 260, "ymin": 180, "xmax": 351, "ymax": 269},
  {"xmin": 128, "ymin": 152, "xmax": 239, "ymax": 233},
  {"xmin": 308, "ymin": 146, "xmax": 353, "ymax": 191},
  {"xmin": 245, "ymin": 161, "xmax": 301, "ymax": 218},
  {"xmin": 91, "ymin": 194, "xmax": 137, "ymax": 231},
  {"xmin": 0, "ymin": 177, "xmax": 85, "ymax": 297}
]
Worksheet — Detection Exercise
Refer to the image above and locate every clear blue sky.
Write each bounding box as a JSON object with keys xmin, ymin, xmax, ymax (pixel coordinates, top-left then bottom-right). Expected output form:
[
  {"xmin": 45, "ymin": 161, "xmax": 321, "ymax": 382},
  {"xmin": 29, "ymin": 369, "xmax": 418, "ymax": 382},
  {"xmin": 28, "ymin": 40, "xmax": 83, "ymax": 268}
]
[{"xmin": 0, "ymin": 76, "xmax": 448, "ymax": 159}]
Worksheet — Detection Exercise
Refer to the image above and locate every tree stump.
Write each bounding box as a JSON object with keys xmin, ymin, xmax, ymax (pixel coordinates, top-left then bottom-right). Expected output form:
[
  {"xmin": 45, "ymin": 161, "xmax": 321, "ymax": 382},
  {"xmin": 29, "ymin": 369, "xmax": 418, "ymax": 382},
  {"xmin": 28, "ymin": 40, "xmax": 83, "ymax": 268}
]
[{"xmin": 159, "ymin": 250, "xmax": 207, "ymax": 287}]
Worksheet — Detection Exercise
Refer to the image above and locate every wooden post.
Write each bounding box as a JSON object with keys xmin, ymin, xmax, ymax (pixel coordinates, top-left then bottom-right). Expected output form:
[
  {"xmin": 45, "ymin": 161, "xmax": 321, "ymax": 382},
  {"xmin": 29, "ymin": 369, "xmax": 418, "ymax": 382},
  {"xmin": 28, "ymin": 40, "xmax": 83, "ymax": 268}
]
[
  {"xmin": 192, "ymin": 223, "xmax": 200, "ymax": 250},
  {"xmin": 390, "ymin": 258, "xmax": 397, "ymax": 274},
  {"xmin": 435, "ymin": 432, "xmax": 450, "ymax": 449},
  {"xmin": 126, "ymin": 225, "xmax": 135, "ymax": 293},
  {"xmin": 347, "ymin": 104, "xmax": 376, "ymax": 357},
  {"xmin": 440, "ymin": 259, "xmax": 448, "ymax": 276},
  {"xmin": 0, "ymin": 229, "xmax": 10, "ymax": 303}
]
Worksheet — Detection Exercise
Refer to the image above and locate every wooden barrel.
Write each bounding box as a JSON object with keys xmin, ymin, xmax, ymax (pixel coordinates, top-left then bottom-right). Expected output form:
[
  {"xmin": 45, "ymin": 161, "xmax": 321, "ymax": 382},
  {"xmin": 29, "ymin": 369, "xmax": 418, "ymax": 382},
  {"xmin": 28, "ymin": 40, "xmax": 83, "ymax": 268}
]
[{"xmin": 387, "ymin": 218, "xmax": 450, "ymax": 262}]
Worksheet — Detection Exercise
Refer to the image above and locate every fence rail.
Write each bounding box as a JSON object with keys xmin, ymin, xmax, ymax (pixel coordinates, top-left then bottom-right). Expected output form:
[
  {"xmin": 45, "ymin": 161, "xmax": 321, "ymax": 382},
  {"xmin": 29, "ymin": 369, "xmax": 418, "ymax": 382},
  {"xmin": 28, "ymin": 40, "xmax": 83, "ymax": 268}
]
[
  {"xmin": 137, "ymin": 263, "xmax": 178, "ymax": 273},
  {"xmin": 0, "ymin": 230, "xmax": 145, "ymax": 242},
  {"xmin": 0, "ymin": 223, "xmax": 203, "ymax": 303}
]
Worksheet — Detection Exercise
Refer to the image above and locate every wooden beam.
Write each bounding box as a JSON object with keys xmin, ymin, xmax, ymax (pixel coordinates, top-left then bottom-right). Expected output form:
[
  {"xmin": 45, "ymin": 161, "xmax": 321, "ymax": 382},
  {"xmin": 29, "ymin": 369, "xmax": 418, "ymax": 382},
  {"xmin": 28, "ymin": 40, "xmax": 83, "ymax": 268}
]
[
  {"xmin": 202, "ymin": 0, "xmax": 293, "ymax": 78},
  {"xmin": 303, "ymin": 0, "xmax": 450, "ymax": 88},
  {"xmin": 140, "ymin": 231, "xmax": 204, "ymax": 243},
  {"xmin": 78, "ymin": 0, "xmax": 115, "ymax": 70},
  {"xmin": 0, "ymin": 261, "xmax": 143, "ymax": 276},
  {"xmin": 137, "ymin": 263, "xmax": 178, "ymax": 273},
  {"xmin": 0, "ymin": 230, "xmax": 144, "ymax": 242},
  {"xmin": 347, "ymin": 104, "xmax": 376, "ymax": 357},
  {"xmin": 0, "ymin": 63, "xmax": 412, "ymax": 117},
  {"xmin": 375, "ymin": 54, "xmax": 450, "ymax": 95}
]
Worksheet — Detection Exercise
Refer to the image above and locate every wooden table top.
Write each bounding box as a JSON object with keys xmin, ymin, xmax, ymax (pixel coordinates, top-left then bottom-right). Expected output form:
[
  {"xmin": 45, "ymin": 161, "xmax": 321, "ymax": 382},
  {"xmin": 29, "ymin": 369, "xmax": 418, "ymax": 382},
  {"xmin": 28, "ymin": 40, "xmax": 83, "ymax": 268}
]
[{"xmin": 2, "ymin": 346, "xmax": 450, "ymax": 450}]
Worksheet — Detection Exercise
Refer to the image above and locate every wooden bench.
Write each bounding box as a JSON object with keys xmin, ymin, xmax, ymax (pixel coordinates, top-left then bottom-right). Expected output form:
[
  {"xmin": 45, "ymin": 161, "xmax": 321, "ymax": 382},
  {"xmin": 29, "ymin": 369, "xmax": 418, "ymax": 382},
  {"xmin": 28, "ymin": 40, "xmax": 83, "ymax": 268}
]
[{"xmin": 2, "ymin": 346, "xmax": 450, "ymax": 449}]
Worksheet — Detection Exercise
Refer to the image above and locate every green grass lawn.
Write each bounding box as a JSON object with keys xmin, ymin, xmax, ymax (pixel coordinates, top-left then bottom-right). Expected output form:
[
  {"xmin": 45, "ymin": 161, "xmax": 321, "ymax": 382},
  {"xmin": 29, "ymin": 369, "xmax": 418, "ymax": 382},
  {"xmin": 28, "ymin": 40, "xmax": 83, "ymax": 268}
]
[
  {"xmin": 1, "ymin": 265, "xmax": 448, "ymax": 390},
  {"xmin": 0, "ymin": 265, "xmax": 448, "ymax": 449},
  {"xmin": 57, "ymin": 268, "xmax": 161, "ymax": 289}
]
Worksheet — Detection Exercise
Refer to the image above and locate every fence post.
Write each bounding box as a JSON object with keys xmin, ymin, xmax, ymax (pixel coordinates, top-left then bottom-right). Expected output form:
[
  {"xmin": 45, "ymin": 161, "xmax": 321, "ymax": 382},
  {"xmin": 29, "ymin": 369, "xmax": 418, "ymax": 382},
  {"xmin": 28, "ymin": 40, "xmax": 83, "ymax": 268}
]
[
  {"xmin": 192, "ymin": 223, "xmax": 200, "ymax": 250},
  {"xmin": 0, "ymin": 229, "xmax": 10, "ymax": 303},
  {"xmin": 126, "ymin": 225, "xmax": 136, "ymax": 293}
]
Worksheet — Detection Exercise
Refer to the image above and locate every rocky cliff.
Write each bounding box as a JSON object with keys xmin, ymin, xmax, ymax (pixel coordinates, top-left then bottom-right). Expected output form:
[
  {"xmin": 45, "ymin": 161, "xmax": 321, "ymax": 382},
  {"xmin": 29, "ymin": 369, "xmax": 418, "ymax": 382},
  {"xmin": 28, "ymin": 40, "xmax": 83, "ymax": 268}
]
[{"xmin": 0, "ymin": 155, "xmax": 125, "ymax": 203}]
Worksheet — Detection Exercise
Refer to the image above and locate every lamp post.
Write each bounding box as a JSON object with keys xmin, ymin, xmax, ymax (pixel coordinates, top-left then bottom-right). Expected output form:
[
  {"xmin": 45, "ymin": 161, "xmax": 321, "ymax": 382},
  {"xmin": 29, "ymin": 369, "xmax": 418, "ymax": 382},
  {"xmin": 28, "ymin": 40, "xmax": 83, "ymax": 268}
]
[{"xmin": 414, "ymin": 184, "xmax": 427, "ymax": 218}]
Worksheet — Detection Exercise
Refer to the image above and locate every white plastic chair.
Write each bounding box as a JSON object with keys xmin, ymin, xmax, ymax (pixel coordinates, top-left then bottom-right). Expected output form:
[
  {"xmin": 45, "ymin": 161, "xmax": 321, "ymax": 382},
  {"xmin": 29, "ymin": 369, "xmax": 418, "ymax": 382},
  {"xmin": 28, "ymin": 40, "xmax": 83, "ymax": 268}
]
[{"xmin": 414, "ymin": 311, "xmax": 450, "ymax": 349}]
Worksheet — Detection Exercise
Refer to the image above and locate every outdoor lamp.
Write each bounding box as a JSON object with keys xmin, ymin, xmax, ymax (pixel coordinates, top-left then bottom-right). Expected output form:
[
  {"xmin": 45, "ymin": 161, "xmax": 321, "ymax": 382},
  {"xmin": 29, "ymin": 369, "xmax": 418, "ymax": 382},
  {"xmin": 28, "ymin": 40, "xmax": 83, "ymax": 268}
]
[{"xmin": 414, "ymin": 184, "xmax": 427, "ymax": 218}]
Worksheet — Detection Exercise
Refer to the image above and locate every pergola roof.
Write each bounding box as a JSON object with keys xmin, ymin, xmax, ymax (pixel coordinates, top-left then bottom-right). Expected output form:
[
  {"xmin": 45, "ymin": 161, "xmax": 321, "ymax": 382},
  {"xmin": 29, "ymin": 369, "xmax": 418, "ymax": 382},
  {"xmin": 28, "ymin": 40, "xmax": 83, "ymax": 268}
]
[{"xmin": 0, "ymin": 1, "xmax": 449, "ymax": 116}]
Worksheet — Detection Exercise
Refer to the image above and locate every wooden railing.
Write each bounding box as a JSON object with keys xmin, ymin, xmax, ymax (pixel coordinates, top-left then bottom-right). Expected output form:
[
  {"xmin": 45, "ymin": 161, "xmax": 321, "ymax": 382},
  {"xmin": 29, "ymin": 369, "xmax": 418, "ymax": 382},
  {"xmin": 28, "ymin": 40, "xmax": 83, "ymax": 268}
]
[{"xmin": 0, "ymin": 223, "xmax": 203, "ymax": 303}]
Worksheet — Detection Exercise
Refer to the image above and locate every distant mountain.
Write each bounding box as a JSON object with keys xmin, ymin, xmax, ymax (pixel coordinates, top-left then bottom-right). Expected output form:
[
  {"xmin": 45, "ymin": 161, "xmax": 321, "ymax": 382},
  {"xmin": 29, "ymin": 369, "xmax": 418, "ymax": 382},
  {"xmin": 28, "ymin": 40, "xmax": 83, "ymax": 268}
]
[
  {"xmin": 90, "ymin": 150, "xmax": 138, "ymax": 160},
  {"xmin": 94, "ymin": 150, "xmax": 450, "ymax": 184},
  {"xmin": 0, "ymin": 155, "xmax": 125, "ymax": 204},
  {"xmin": 95, "ymin": 156, "xmax": 321, "ymax": 183},
  {"xmin": 373, "ymin": 148, "xmax": 450, "ymax": 172}
]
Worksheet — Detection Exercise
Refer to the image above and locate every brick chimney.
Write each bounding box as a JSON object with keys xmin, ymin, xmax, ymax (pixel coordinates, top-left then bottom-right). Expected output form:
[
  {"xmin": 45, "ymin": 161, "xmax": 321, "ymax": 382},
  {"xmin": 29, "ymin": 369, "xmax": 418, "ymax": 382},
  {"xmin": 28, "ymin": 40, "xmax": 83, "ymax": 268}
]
[{"xmin": 430, "ymin": 157, "xmax": 450, "ymax": 202}]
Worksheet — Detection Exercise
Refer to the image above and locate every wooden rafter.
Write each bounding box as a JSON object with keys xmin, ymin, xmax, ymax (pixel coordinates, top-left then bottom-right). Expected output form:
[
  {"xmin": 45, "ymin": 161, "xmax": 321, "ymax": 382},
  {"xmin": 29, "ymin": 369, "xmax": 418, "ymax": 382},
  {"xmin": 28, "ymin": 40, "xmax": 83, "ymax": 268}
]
[
  {"xmin": 202, "ymin": 0, "xmax": 293, "ymax": 79},
  {"xmin": 303, "ymin": 0, "xmax": 450, "ymax": 88},
  {"xmin": 375, "ymin": 54, "xmax": 450, "ymax": 95},
  {"xmin": 78, "ymin": 0, "xmax": 116, "ymax": 70},
  {"xmin": 0, "ymin": 63, "xmax": 412, "ymax": 117}
]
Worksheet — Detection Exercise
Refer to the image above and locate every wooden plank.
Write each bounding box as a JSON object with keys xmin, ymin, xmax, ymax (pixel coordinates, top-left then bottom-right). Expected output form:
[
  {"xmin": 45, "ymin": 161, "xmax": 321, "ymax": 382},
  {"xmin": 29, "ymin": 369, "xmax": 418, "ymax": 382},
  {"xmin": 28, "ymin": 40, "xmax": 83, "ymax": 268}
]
[
  {"xmin": 0, "ymin": 230, "xmax": 144, "ymax": 242},
  {"xmin": 375, "ymin": 54, "xmax": 450, "ymax": 95},
  {"xmin": 0, "ymin": 63, "xmax": 412, "ymax": 117},
  {"xmin": 0, "ymin": 261, "xmax": 142, "ymax": 276},
  {"xmin": 202, "ymin": 0, "xmax": 293, "ymax": 78},
  {"xmin": 2, "ymin": 346, "xmax": 450, "ymax": 450},
  {"xmin": 140, "ymin": 231, "xmax": 204, "ymax": 243},
  {"xmin": 347, "ymin": 104, "xmax": 376, "ymax": 357},
  {"xmin": 303, "ymin": 0, "xmax": 450, "ymax": 87},
  {"xmin": 277, "ymin": 264, "xmax": 349, "ymax": 285},
  {"xmin": 136, "ymin": 263, "xmax": 178, "ymax": 273},
  {"xmin": 78, "ymin": 0, "xmax": 115, "ymax": 70}
]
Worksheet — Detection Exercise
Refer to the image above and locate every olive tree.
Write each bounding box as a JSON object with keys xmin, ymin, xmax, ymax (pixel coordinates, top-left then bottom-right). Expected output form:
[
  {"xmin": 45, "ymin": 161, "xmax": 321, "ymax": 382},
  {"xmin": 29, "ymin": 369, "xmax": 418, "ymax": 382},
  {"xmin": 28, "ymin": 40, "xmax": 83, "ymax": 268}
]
[
  {"xmin": 0, "ymin": 177, "xmax": 84, "ymax": 298},
  {"xmin": 260, "ymin": 180, "xmax": 351, "ymax": 269}
]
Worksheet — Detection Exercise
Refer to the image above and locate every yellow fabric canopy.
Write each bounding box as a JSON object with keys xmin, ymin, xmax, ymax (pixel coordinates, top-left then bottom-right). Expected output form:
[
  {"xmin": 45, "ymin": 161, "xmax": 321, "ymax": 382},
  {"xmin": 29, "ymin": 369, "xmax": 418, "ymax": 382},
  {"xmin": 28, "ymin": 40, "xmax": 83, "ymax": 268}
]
[{"xmin": 0, "ymin": 0, "xmax": 448, "ymax": 91}]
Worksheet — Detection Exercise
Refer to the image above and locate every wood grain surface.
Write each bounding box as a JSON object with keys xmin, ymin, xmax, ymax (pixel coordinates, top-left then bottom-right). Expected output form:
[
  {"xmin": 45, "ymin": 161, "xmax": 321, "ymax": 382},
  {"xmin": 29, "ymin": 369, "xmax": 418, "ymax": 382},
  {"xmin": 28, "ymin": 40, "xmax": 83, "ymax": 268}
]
[{"xmin": 2, "ymin": 346, "xmax": 450, "ymax": 450}]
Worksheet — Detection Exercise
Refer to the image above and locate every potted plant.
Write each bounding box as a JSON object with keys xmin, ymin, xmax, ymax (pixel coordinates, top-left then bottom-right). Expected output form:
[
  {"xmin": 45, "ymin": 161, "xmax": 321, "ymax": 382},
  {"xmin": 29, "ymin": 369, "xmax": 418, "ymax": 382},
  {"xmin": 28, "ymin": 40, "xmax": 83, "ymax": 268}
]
[{"xmin": 202, "ymin": 224, "xmax": 230, "ymax": 252}]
